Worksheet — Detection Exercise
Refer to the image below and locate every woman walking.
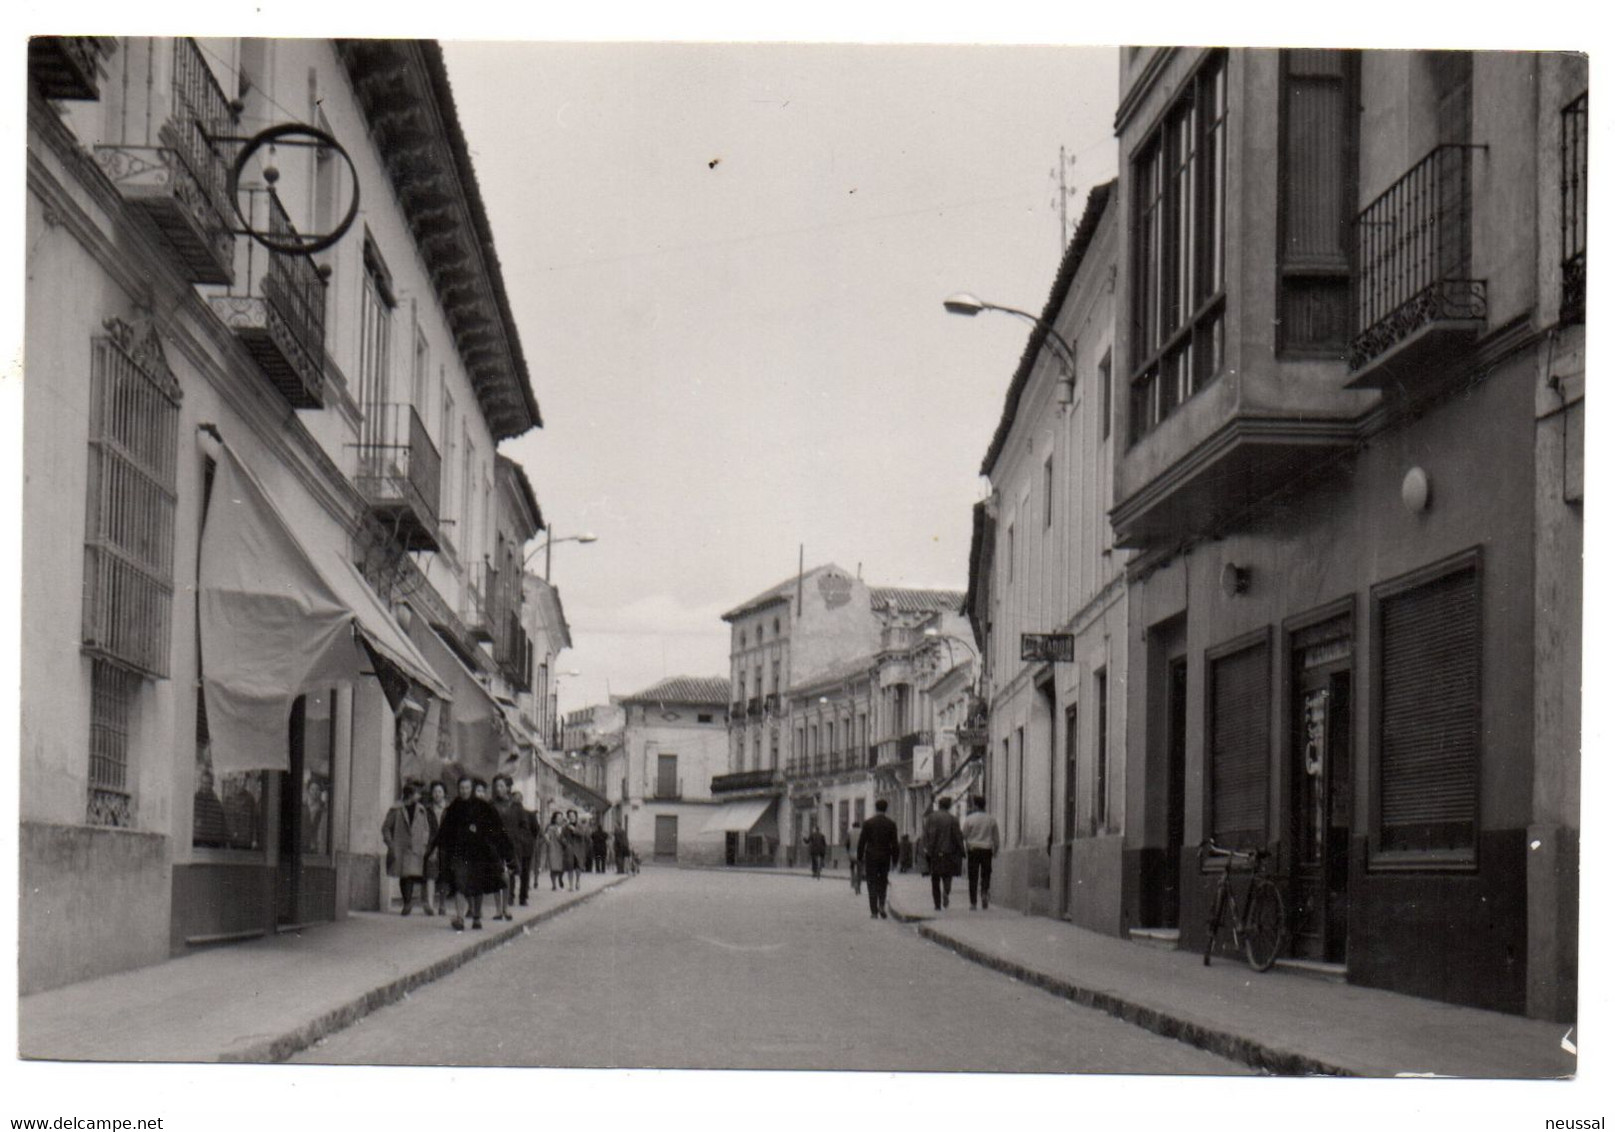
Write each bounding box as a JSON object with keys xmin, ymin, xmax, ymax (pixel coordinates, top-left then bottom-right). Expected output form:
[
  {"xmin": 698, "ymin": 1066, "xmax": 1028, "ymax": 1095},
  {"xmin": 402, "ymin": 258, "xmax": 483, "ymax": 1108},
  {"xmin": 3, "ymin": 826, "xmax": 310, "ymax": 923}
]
[
  {"xmin": 563, "ymin": 809, "xmax": 587, "ymax": 892},
  {"xmin": 426, "ymin": 780, "xmax": 452, "ymax": 915},
  {"xmin": 542, "ymin": 812, "xmax": 568, "ymax": 891},
  {"xmin": 381, "ymin": 781, "xmax": 435, "ymax": 915},
  {"xmin": 425, "ymin": 776, "xmax": 511, "ymax": 931}
]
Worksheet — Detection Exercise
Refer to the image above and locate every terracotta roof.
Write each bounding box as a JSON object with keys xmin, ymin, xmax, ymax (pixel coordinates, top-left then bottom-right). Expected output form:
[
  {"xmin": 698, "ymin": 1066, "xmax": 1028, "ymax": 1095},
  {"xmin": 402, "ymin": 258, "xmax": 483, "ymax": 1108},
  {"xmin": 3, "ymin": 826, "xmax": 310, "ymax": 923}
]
[
  {"xmin": 620, "ymin": 676, "xmax": 731, "ymax": 707},
  {"xmin": 980, "ymin": 180, "xmax": 1116, "ymax": 476},
  {"xmin": 722, "ymin": 563, "xmax": 846, "ymax": 622},
  {"xmin": 869, "ymin": 587, "xmax": 967, "ymax": 615}
]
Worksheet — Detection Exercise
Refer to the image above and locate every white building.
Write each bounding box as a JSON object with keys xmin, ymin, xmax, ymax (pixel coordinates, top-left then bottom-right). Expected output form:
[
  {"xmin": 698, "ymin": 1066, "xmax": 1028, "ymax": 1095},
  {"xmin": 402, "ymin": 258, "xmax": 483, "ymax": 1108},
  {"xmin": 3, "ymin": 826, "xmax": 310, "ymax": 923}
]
[{"xmin": 22, "ymin": 37, "xmax": 541, "ymax": 990}]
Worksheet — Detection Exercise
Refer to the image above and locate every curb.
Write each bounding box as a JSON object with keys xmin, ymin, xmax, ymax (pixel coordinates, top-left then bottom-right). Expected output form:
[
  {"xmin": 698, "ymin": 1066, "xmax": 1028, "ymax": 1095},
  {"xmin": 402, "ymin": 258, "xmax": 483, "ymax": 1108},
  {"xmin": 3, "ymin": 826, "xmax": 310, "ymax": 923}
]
[
  {"xmin": 910, "ymin": 921, "xmax": 1353, "ymax": 1077},
  {"xmin": 221, "ymin": 875, "xmax": 631, "ymax": 1063}
]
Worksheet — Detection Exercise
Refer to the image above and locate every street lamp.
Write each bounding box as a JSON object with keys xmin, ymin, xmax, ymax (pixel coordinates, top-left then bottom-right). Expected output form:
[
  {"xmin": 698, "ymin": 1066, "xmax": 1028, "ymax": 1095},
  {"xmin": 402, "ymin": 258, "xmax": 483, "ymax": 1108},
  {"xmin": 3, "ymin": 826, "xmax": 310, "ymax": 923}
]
[
  {"xmin": 922, "ymin": 626, "xmax": 979, "ymax": 669},
  {"xmin": 524, "ymin": 530, "xmax": 599, "ymax": 582},
  {"xmin": 943, "ymin": 291, "xmax": 1079, "ymax": 404},
  {"xmin": 550, "ymin": 667, "xmax": 581, "ymax": 749}
]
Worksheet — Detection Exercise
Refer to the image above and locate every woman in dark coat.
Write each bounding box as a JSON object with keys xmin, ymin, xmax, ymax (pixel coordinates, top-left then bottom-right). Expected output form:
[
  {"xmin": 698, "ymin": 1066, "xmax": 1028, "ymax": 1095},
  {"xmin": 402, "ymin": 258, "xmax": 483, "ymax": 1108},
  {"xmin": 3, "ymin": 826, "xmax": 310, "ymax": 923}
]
[{"xmin": 424, "ymin": 776, "xmax": 512, "ymax": 931}]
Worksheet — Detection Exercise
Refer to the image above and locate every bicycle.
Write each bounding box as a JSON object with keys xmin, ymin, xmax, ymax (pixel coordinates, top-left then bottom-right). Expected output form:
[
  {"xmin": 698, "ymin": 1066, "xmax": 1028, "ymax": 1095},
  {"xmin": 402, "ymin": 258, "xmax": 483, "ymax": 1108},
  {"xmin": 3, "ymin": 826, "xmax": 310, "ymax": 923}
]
[{"xmin": 1199, "ymin": 838, "xmax": 1287, "ymax": 972}]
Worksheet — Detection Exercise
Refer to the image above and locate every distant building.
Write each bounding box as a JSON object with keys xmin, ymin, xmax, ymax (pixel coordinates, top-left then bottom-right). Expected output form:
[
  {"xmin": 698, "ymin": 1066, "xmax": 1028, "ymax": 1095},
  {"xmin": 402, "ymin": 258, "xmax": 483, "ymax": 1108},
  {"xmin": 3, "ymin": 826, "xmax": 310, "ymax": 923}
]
[
  {"xmin": 614, "ymin": 677, "xmax": 731, "ymax": 865},
  {"xmin": 712, "ymin": 563, "xmax": 964, "ymax": 866}
]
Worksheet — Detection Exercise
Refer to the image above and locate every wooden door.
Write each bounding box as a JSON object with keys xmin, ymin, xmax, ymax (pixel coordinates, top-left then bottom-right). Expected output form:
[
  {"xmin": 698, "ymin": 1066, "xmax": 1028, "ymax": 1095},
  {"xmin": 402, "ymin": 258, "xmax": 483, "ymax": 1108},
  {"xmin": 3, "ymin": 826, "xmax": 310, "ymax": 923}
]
[{"xmin": 654, "ymin": 814, "xmax": 678, "ymax": 860}]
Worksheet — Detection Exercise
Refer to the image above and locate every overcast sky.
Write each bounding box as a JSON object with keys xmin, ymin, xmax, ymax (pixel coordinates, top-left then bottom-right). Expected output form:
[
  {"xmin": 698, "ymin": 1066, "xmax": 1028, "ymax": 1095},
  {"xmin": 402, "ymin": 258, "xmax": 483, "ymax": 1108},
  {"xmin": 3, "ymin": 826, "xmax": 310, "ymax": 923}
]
[{"xmin": 440, "ymin": 42, "xmax": 1118, "ymax": 712}]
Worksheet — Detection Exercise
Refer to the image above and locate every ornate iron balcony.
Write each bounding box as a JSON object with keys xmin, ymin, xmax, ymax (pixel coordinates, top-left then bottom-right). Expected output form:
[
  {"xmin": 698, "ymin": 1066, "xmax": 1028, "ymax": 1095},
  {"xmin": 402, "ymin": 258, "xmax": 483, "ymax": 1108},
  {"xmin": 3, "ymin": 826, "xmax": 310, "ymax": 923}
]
[
  {"xmin": 95, "ymin": 38, "xmax": 235, "ymax": 285},
  {"xmin": 354, "ymin": 403, "xmax": 442, "ymax": 553},
  {"xmin": 712, "ymin": 769, "xmax": 781, "ymax": 794},
  {"xmin": 1349, "ymin": 145, "xmax": 1487, "ymax": 380},
  {"xmin": 461, "ymin": 560, "xmax": 494, "ymax": 643},
  {"xmin": 209, "ymin": 189, "xmax": 327, "ymax": 408}
]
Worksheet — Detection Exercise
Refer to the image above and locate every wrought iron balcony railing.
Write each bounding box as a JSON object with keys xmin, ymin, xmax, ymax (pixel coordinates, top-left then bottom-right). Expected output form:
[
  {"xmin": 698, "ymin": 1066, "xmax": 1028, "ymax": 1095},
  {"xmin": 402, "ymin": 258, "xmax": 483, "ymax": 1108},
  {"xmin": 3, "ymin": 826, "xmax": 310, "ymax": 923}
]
[
  {"xmin": 1561, "ymin": 92, "xmax": 1588, "ymax": 326},
  {"xmin": 712, "ymin": 768, "xmax": 781, "ymax": 794},
  {"xmin": 650, "ymin": 779, "xmax": 683, "ymax": 801},
  {"xmin": 209, "ymin": 188, "xmax": 327, "ymax": 408},
  {"xmin": 94, "ymin": 38, "xmax": 235, "ymax": 285},
  {"xmin": 354, "ymin": 403, "xmax": 442, "ymax": 553},
  {"xmin": 1349, "ymin": 144, "xmax": 1487, "ymax": 375},
  {"xmin": 747, "ymin": 696, "xmax": 762, "ymax": 716},
  {"xmin": 496, "ymin": 610, "xmax": 531, "ymax": 690}
]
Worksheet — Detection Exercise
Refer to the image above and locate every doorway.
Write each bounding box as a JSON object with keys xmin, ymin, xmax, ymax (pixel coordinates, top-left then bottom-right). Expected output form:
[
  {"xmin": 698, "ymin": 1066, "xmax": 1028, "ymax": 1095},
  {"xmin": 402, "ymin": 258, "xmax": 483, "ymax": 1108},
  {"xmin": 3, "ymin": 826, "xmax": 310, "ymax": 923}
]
[
  {"xmin": 1059, "ymin": 703, "xmax": 1079, "ymax": 919},
  {"xmin": 654, "ymin": 814, "xmax": 679, "ymax": 861},
  {"xmin": 1161, "ymin": 656, "xmax": 1188, "ymax": 928},
  {"xmin": 1290, "ymin": 623, "xmax": 1352, "ymax": 963}
]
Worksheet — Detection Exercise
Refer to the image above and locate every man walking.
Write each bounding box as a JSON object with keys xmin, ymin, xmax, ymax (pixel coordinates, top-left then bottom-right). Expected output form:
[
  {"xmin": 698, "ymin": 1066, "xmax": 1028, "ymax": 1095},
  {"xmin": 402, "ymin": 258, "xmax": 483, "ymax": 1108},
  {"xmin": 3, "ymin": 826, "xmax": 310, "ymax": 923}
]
[
  {"xmin": 856, "ymin": 800, "xmax": 900, "ymax": 919},
  {"xmin": 921, "ymin": 796, "xmax": 965, "ymax": 911},
  {"xmin": 960, "ymin": 794, "xmax": 1001, "ymax": 910},
  {"xmin": 805, "ymin": 826, "xmax": 828, "ymax": 879}
]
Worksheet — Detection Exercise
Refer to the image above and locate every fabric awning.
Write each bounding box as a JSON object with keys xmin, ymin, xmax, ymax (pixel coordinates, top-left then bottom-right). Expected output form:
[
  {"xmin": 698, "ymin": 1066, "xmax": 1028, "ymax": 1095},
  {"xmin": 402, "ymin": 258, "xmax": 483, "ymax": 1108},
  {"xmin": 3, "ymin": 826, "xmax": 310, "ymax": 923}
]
[
  {"xmin": 200, "ymin": 446, "xmax": 447, "ymax": 775},
  {"xmin": 404, "ymin": 616, "xmax": 506, "ymax": 781},
  {"xmin": 702, "ymin": 797, "xmax": 776, "ymax": 835}
]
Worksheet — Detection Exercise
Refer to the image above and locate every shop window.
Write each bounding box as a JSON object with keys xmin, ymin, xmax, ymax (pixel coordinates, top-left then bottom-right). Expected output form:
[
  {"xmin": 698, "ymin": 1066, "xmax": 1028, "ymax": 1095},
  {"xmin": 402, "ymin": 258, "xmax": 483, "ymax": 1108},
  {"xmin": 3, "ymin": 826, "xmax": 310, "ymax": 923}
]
[
  {"xmin": 301, "ymin": 689, "xmax": 337, "ymax": 857},
  {"xmin": 1208, "ymin": 638, "xmax": 1270, "ymax": 852},
  {"xmin": 192, "ymin": 690, "xmax": 265, "ymax": 851},
  {"xmin": 1373, "ymin": 555, "xmax": 1480, "ymax": 860}
]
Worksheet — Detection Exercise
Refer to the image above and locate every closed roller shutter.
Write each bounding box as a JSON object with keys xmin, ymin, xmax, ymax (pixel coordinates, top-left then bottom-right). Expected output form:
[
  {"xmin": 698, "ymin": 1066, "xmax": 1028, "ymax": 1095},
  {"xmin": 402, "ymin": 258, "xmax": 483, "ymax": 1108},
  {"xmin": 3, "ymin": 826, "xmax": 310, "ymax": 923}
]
[
  {"xmin": 1378, "ymin": 564, "xmax": 1479, "ymax": 853},
  {"xmin": 1211, "ymin": 642, "xmax": 1270, "ymax": 850}
]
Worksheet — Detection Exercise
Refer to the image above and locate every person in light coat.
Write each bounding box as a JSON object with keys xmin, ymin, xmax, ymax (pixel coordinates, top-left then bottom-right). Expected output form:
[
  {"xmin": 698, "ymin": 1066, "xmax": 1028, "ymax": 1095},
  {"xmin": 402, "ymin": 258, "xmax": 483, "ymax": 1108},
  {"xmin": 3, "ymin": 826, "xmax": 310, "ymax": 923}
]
[{"xmin": 382, "ymin": 782, "xmax": 436, "ymax": 916}]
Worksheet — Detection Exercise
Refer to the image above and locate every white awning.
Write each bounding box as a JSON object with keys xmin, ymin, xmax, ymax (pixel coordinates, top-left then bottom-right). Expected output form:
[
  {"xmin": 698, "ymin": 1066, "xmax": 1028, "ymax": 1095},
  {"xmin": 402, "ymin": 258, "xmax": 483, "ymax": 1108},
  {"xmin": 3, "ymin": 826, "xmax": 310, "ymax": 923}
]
[
  {"xmin": 701, "ymin": 797, "xmax": 776, "ymax": 834},
  {"xmin": 200, "ymin": 446, "xmax": 447, "ymax": 775}
]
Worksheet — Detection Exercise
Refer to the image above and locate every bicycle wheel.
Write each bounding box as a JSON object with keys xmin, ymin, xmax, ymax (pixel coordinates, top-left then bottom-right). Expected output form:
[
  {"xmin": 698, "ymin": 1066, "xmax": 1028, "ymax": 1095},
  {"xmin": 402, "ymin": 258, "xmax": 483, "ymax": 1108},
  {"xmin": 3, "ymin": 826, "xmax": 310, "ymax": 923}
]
[
  {"xmin": 1203, "ymin": 883, "xmax": 1226, "ymax": 967},
  {"xmin": 1242, "ymin": 878, "xmax": 1287, "ymax": 972}
]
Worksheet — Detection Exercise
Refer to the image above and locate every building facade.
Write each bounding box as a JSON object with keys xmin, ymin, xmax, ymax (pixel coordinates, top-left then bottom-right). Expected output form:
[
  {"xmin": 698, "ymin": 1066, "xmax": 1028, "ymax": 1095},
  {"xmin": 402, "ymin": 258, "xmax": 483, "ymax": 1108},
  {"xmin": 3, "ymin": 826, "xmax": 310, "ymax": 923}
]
[
  {"xmin": 968, "ymin": 182, "xmax": 1128, "ymax": 929},
  {"xmin": 610, "ymin": 677, "xmax": 732, "ymax": 865},
  {"xmin": 1107, "ymin": 48, "xmax": 1583, "ymax": 1019},
  {"xmin": 22, "ymin": 37, "xmax": 542, "ymax": 992}
]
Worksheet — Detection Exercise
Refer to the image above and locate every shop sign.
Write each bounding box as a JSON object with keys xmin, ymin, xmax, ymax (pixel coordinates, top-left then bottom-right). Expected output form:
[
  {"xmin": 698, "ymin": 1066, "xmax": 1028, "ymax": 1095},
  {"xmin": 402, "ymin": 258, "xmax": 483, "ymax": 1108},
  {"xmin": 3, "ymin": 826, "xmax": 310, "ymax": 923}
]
[
  {"xmin": 1021, "ymin": 633, "xmax": 1074, "ymax": 663},
  {"xmin": 913, "ymin": 744, "xmax": 934, "ymax": 783}
]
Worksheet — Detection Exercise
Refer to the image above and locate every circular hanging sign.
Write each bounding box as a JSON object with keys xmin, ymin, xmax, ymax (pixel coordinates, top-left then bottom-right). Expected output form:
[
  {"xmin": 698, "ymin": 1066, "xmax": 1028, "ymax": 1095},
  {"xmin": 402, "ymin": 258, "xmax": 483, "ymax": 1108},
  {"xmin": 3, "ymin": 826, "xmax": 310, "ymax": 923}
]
[{"xmin": 228, "ymin": 123, "xmax": 360, "ymax": 257}]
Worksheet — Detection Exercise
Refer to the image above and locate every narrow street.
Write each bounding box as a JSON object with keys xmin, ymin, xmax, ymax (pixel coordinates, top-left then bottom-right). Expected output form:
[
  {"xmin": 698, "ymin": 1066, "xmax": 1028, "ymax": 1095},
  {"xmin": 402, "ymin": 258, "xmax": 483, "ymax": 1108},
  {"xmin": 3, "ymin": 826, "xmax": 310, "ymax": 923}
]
[{"xmin": 296, "ymin": 868, "xmax": 1248, "ymax": 1073}]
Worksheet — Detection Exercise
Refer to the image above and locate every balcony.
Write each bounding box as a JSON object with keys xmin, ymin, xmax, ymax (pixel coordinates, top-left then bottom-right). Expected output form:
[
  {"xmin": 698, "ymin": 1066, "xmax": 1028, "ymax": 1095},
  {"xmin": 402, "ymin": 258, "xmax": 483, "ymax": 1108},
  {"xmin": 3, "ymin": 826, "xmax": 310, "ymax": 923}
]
[
  {"xmin": 209, "ymin": 189, "xmax": 327, "ymax": 409},
  {"xmin": 712, "ymin": 769, "xmax": 781, "ymax": 795},
  {"xmin": 747, "ymin": 696, "xmax": 762, "ymax": 717},
  {"xmin": 1347, "ymin": 145, "xmax": 1488, "ymax": 389},
  {"xmin": 763, "ymin": 692, "xmax": 779, "ymax": 714},
  {"xmin": 650, "ymin": 779, "xmax": 683, "ymax": 802},
  {"xmin": 354, "ymin": 404, "xmax": 441, "ymax": 553},
  {"xmin": 94, "ymin": 38, "xmax": 235, "ymax": 285},
  {"xmin": 29, "ymin": 36, "xmax": 107, "ymax": 101},
  {"xmin": 731, "ymin": 700, "xmax": 746, "ymax": 719}
]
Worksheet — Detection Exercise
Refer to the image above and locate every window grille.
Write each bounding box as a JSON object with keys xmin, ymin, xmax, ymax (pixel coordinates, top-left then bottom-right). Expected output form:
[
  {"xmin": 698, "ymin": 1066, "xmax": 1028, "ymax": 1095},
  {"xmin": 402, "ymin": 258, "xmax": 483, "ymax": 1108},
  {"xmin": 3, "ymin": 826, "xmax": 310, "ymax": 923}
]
[
  {"xmin": 82, "ymin": 319, "xmax": 180, "ymax": 680},
  {"xmin": 87, "ymin": 658, "xmax": 139, "ymax": 827}
]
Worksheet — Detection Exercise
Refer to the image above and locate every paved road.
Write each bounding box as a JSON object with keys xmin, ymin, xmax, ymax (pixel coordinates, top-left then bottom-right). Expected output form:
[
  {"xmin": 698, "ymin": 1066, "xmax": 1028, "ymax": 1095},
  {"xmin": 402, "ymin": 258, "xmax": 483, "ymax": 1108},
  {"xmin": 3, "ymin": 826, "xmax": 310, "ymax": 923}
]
[{"xmin": 297, "ymin": 867, "xmax": 1249, "ymax": 1073}]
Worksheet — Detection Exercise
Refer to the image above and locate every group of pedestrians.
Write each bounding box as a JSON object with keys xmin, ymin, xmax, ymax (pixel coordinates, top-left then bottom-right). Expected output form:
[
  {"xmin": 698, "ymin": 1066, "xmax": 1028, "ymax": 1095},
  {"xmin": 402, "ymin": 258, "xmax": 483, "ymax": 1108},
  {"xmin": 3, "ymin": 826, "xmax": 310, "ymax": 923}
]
[
  {"xmin": 816, "ymin": 793, "xmax": 1001, "ymax": 918},
  {"xmin": 381, "ymin": 775, "xmax": 629, "ymax": 932}
]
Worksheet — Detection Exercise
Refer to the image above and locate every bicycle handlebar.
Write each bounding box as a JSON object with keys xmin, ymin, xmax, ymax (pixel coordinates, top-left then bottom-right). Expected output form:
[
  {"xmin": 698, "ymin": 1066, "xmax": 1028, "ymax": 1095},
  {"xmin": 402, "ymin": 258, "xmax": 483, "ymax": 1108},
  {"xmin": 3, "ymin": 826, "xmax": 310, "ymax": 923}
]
[{"xmin": 1198, "ymin": 838, "xmax": 1269, "ymax": 864}]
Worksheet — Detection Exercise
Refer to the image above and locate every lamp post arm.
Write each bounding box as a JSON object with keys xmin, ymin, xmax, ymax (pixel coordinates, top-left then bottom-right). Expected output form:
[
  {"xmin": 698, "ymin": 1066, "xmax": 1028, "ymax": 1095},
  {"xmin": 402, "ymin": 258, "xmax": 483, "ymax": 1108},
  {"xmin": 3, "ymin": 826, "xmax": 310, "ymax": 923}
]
[{"xmin": 976, "ymin": 302, "xmax": 1078, "ymax": 378}]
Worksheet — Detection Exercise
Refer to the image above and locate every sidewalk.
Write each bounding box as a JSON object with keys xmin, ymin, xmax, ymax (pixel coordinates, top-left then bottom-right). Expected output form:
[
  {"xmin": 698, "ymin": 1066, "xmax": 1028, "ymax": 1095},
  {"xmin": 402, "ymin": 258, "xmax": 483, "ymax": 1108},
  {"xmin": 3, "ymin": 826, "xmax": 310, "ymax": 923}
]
[
  {"xmin": 19, "ymin": 872, "xmax": 630, "ymax": 1063},
  {"xmin": 879, "ymin": 870, "xmax": 1575, "ymax": 1079}
]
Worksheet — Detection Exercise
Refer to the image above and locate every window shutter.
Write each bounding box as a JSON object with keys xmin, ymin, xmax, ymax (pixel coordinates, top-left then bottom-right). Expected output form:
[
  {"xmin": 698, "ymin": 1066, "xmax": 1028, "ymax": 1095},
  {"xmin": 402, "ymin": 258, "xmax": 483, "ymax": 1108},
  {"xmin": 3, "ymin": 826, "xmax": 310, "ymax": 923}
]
[
  {"xmin": 1378, "ymin": 565, "xmax": 1479, "ymax": 852},
  {"xmin": 1211, "ymin": 642, "xmax": 1269, "ymax": 849}
]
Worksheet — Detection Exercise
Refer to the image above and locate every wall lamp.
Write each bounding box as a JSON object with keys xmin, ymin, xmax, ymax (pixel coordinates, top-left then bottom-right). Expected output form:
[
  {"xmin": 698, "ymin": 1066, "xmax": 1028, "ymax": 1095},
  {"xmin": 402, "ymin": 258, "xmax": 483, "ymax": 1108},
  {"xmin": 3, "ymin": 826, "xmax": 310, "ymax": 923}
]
[{"xmin": 943, "ymin": 292, "xmax": 1079, "ymax": 405}]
